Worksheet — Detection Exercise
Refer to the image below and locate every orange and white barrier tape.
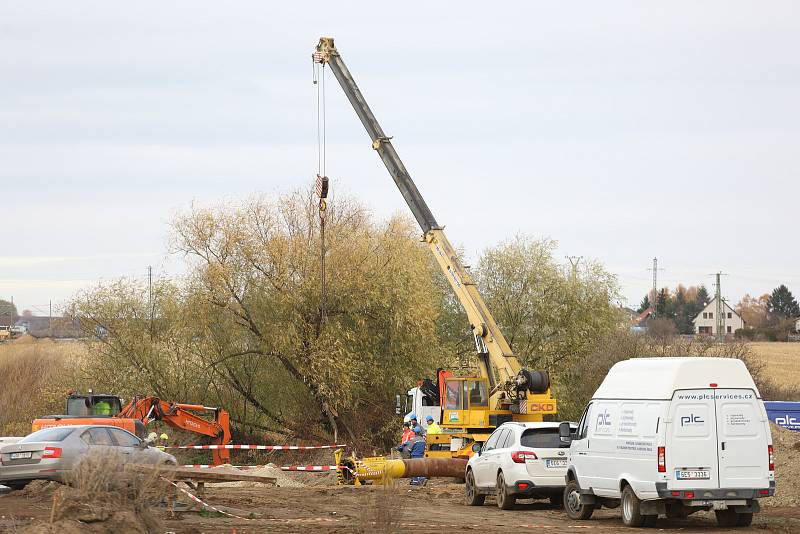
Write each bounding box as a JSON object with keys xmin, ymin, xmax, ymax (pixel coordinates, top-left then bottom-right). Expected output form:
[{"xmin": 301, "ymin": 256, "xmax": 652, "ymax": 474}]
[
  {"xmin": 167, "ymin": 443, "xmax": 346, "ymax": 450},
  {"xmin": 279, "ymin": 465, "xmax": 338, "ymax": 471},
  {"xmin": 161, "ymin": 477, "xmax": 251, "ymax": 520}
]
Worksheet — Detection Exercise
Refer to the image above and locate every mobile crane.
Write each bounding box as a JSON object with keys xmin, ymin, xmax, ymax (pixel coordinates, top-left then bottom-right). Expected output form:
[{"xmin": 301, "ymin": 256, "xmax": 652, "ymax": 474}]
[
  {"xmin": 32, "ymin": 392, "xmax": 232, "ymax": 465},
  {"xmin": 313, "ymin": 38, "xmax": 557, "ymax": 456}
]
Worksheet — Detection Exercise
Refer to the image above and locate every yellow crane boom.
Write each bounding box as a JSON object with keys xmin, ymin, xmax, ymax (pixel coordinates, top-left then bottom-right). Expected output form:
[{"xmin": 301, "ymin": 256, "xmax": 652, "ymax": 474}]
[{"xmin": 313, "ymin": 37, "xmax": 555, "ymax": 428}]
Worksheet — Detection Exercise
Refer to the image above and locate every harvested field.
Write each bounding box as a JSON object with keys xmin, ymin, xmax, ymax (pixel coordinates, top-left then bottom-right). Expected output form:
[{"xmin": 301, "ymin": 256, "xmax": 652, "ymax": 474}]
[{"xmin": 750, "ymin": 342, "xmax": 800, "ymax": 390}]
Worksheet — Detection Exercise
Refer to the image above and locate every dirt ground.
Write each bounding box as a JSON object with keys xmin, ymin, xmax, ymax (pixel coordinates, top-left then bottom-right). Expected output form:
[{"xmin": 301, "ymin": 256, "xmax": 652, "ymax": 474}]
[{"xmin": 2, "ymin": 478, "xmax": 800, "ymax": 534}]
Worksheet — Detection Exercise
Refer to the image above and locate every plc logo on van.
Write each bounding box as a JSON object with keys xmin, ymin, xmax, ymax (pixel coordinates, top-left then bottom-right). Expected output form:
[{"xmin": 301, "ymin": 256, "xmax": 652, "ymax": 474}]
[
  {"xmin": 596, "ymin": 409, "xmax": 612, "ymax": 428},
  {"xmin": 680, "ymin": 414, "xmax": 704, "ymax": 426}
]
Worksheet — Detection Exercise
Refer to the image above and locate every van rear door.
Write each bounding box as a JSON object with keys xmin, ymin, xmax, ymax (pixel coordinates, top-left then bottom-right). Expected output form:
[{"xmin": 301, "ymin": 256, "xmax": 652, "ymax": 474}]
[
  {"xmin": 666, "ymin": 389, "xmax": 719, "ymax": 490},
  {"xmin": 714, "ymin": 389, "xmax": 769, "ymax": 489}
]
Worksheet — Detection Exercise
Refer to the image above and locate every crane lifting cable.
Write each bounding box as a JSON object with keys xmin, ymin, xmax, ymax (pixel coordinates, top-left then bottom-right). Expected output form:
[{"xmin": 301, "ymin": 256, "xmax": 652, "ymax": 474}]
[{"xmin": 312, "ymin": 52, "xmax": 330, "ymax": 327}]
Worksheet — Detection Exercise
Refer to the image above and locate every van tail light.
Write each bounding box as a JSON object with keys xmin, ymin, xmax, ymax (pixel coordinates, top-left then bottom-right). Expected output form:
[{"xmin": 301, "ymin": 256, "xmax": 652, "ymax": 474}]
[
  {"xmin": 685, "ymin": 491, "xmax": 695, "ymax": 499},
  {"xmin": 657, "ymin": 446, "xmax": 666, "ymax": 473},
  {"xmin": 511, "ymin": 451, "xmax": 538, "ymax": 463},
  {"xmin": 768, "ymin": 445, "xmax": 774, "ymax": 471},
  {"xmin": 42, "ymin": 447, "xmax": 62, "ymax": 459}
]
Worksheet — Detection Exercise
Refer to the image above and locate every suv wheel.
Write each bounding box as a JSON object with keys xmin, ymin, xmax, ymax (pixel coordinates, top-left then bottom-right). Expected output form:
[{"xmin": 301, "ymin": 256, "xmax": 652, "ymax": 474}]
[
  {"xmin": 496, "ymin": 472, "xmax": 516, "ymax": 510},
  {"xmin": 564, "ymin": 479, "xmax": 594, "ymax": 520},
  {"xmin": 464, "ymin": 469, "xmax": 485, "ymax": 506},
  {"xmin": 621, "ymin": 485, "xmax": 656, "ymax": 527}
]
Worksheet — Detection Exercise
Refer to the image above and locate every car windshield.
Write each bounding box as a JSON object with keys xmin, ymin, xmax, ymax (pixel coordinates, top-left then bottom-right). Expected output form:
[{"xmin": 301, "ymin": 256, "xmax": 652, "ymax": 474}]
[
  {"xmin": 19, "ymin": 427, "xmax": 75, "ymax": 443},
  {"xmin": 520, "ymin": 427, "xmax": 562, "ymax": 449}
]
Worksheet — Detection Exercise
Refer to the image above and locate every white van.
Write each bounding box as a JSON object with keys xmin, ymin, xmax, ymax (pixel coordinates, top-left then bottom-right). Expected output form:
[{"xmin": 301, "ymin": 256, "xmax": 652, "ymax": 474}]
[{"xmin": 560, "ymin": 357, "xmax": 774, "ymax": 528}]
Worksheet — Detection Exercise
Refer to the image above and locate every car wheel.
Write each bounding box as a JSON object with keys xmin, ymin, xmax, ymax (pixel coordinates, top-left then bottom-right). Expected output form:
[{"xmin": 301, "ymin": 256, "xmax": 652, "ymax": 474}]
[
  {"xmin": 564, "ymin": 480, "xmax": 594, "ymax": 520},
  {"xmin": 496, "ymin": 472, "xmax": 516, "ymax": 510},
  {"xmin": 621, "ymin": 485, "xmax": 655, "ymax": 527},
  {"xmin": 464, "ymin": 469, "xmax": 485, "ymax": 506},
  {"xmin": 714, "ymin": 508, "xmax": 740, "ymax": 527}
]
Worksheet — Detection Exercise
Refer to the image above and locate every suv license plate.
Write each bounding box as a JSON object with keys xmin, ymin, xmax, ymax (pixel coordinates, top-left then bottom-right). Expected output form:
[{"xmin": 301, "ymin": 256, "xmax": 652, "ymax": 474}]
[
  {"xmin": 545, "ymin": 459, "xmax": 568, "ymax": 468},
  {"xmin": 676, "ymin": 469, "xmax": 710, "ymax": 480},
  {"xmin": 10, "ymin": 452, "xmax": 32, "ymax": 460}
]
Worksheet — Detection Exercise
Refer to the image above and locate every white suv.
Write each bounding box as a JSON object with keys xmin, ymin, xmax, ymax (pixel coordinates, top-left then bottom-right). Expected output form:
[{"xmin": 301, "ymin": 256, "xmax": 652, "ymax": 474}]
[{"xmin": 465, "ymin": 422, "xmax": 577, "ymax": 509}]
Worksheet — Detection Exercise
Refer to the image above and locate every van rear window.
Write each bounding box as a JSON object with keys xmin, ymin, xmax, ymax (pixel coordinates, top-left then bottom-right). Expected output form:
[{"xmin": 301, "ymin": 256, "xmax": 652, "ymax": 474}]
[{"xmin": 521, "ymin": 428, "xmax": 561, "ymax": 449}]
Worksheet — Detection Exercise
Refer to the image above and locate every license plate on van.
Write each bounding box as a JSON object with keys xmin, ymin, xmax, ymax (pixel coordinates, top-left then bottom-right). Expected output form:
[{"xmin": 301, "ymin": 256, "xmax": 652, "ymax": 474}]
[
  {"xmin": 10, "ymin": 452, "xmax": 32, "ymax": 460},
  {"xmin": 676, "ymin": 469, "xmax": 710, "ymax": 480},
  {"xmin": 545, "ymin": 459, "xmax": 568, "ymax": 468}
]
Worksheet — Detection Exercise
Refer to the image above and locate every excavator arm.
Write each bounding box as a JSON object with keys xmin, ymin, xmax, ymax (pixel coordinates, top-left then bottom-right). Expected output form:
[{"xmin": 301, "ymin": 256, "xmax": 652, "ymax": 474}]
[
  {"xmin": 118, "ymin": 396, "xmax": 232, "ymax": 465},
  {"xmin": 313, "ymin": 37, "xmax": 554, "ymax": 414}
]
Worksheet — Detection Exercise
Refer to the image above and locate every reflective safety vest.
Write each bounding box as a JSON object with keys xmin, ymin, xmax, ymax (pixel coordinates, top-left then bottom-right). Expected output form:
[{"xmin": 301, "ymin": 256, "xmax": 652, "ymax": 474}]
[
  {"xmin": 401, "ymin": 428, "xmax": 414, "ymax": 444},
  {"xmin": 426, "ymin": 422, "xmax": 442, "ymax": 435},
  {"xmin": 93, "ymin": 401, "xmax": 111, "ymax": 416}
]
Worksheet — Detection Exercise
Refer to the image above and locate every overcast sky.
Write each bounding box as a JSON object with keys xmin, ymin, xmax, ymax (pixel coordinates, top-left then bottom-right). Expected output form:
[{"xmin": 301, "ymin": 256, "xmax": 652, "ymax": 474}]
[{"xmin": 2, "ymin": 1, "xmax": 798, "ymax": 315}]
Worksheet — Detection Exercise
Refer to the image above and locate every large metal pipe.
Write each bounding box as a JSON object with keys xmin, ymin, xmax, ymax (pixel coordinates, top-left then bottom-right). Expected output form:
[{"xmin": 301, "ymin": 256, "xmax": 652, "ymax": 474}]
[{"xmin": 383, "ymin": 457, "xmax": 467, "ymax": 479}]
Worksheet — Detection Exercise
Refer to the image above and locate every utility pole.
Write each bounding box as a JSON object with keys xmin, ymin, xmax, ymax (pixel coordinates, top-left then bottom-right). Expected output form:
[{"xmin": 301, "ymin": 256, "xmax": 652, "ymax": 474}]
[
  {"xmin": 712, "ymin": 271, "xmax": 728, "ymax": 342},
  {"xmin": 566, "ymin": 256, "xmax": 582, "ymax": 279},
  {"xmin": 647, "ymin": 258, "xmax": 665, "ymax": 317},
  {"xmin": 49, "ymin": 300, "xmax": 52, "ymax": 331}
]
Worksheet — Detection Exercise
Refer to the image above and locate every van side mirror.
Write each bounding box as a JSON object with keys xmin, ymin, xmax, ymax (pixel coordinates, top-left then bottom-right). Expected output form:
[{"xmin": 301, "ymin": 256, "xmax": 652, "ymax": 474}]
[
  {"xmin": 395, "ymin": 394, "xmax": 402, "ymax": 415},
  {"xmin": 471, "ymin": 443, "xmax": 482, "ymax": 455},
  {"xmin": 558, "ymin": 421, "xmax": 573, "ymax": 445}
]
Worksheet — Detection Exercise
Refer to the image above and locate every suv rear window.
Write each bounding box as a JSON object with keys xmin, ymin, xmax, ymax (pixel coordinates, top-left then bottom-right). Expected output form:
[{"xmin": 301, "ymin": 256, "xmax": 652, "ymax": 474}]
[
  {"xmin": 19, "ymin": 427, "xmax": 75, "ymax": 443},
  {"xmin": 520, "ymin": 427, "xmax": 561, "ymax": 449}
]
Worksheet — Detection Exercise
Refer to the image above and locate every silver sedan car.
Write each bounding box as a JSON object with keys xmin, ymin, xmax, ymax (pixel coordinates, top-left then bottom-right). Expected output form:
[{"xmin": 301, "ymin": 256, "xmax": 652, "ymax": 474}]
[{"xmin": 0, "ymin": 425, "xmax": 177, "ymax": 490}]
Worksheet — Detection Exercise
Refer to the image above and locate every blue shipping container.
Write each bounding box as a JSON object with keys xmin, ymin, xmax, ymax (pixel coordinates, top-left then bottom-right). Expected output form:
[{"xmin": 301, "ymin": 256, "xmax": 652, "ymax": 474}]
[{"xmin": 764, "ymin": 401, "xmax": 800, "ymax": 432}]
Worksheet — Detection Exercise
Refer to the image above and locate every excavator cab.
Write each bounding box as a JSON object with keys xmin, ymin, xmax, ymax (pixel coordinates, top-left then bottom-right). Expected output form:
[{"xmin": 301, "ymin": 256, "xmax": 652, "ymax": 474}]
[{"xmin": 65, "ymin": 392, "xmax": 123, "ymax": 417}]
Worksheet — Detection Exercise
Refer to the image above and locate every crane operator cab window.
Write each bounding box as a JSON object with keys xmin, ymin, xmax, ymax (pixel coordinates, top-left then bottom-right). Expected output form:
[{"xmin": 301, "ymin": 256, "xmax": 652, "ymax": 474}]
[
  {"xmin": 445, "ymin": 380, "xmax": 462, "ymax": 410},
  {"xmin": 468, "ymin": 380, "xmax": 488, "ymax": 407}
]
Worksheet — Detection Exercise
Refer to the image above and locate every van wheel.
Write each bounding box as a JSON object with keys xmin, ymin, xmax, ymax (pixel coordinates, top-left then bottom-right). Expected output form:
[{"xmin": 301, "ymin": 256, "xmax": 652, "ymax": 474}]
[
  {"xmin": 464, "ymin": 470, "xmax": 485, "ymax": 506},
  {"xmin": 496, "ymin": 472, "xmax": 516, "ymax": 510},
  {"xmin": 715, "ymin": 509, "xmax": 737, "ymax": 527},
  {"xmin": 621, "ymin": 485, "xmax": 656, "ymax": 527},
  {"xmin": 564, "ymin": 480, "xmax": 594, "ymax": 520}
]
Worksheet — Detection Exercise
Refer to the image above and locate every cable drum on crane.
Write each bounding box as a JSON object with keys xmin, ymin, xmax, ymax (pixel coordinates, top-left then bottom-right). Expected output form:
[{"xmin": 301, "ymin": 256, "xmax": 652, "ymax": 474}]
[{"xmin": 516, "ymin": 369, "xmax": 551, "ymax": 393}]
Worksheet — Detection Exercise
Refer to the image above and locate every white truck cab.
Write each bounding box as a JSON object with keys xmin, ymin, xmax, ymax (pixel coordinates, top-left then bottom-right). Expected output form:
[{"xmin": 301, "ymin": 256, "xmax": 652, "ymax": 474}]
[
  {"xmin": 401, "ymin": 386, "xmax": 441, "ymax": 429},
  {"xmin": 561, "ymin": 357, "xmax": 774, "ymax": 528}
]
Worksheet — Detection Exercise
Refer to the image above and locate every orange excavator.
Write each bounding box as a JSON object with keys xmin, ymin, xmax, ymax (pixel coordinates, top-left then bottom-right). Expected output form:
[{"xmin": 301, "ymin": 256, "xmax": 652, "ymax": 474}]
[{"xmin": 32, "ymin": 391, "xmax": 232, "ymax": 465}]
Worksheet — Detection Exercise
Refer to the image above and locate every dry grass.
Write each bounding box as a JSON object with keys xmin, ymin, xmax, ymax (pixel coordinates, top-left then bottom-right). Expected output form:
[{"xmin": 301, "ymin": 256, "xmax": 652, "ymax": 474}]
[
  {"xmin": 44, "ymin": 452, "xmax": 168, "ymax": 533},
  {"xmin": 0, "ymin": 338, "xmax": 87, "ymax": 436},
  {"xmin": 356, "ymin": 480, "xmax": 406, "ymax": 534},
  {"xmin": 748, "ymin": 342, "xmax": 800, "ymax": 389}
]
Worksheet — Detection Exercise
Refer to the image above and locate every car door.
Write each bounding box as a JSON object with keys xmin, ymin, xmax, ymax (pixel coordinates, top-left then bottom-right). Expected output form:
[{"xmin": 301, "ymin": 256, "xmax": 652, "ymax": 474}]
[
  {"xmin": 569, "ymin": 403, "xmax": 593, "ymax": 489},
  {"xmin": 484, "ymin": 428, "xmax": 511, "ymax": 486},
  {"xmin": 714, "ymin": 389, "xmax": 769, "ymax": 489},
  {"xmin": 82, "ymin": 427, "xmax": 117, "ymax": 456},
  {"xmin": 107, "ymin": 428, "xmax": 145, "ymax": 462},
  {"xmin": 473, "ymin": 428, "xmax": 504, "ymax": 487}
]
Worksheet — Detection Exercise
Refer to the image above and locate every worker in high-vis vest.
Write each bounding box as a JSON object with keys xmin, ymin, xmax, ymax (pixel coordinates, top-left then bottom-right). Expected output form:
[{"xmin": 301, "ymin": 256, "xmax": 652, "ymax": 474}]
[{"xmin": 425, "ymin": 415, "xmax": 442, "ymax": 435}]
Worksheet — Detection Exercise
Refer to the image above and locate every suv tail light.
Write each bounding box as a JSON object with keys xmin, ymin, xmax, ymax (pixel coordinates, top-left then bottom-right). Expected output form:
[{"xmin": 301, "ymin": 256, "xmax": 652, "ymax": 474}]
[
  {"xmin": 511, "ymin": 451, "xmax": 538, "ymax": 463},
  {"xmin": 42, "ymin": 447, "xmax": 62, "ymax": 459},
  {"xmin": 657, "ymin": 446, "xmax": 666, "ymax": 473},
  {"xmin": 768, "ymin": 445, "xmax": 774, "ymax": 471}
]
